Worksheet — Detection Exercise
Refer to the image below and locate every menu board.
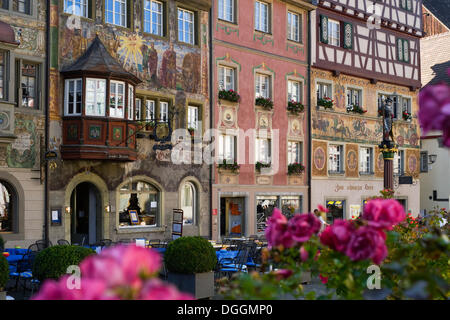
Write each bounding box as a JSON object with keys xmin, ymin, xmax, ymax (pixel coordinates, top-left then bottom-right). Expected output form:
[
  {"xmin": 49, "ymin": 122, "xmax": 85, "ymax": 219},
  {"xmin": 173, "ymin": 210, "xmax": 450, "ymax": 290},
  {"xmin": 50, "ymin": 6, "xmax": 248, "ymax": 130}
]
[{"xmin": 172, "ymin": 209, "xmax": 183, "ymax": 240}]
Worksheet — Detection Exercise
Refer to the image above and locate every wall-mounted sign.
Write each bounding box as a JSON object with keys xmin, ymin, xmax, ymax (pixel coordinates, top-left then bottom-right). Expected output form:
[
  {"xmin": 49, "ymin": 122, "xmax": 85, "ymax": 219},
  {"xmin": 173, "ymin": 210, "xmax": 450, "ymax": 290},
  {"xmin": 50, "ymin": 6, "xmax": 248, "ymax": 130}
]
[
  {"xmin": 399, "ymin": 176, "xmax": 413, "ymax": 184},
  {"xmin": 45, "ymin": 151, "xmax": 58, "ymax": 161},
  {"xmin": 51, "ymin": 208, "xmax": 62, "ymax": 226},
  {"xmin": 172, "ymin": 209, "xmax": 184, "ymax": 240}
]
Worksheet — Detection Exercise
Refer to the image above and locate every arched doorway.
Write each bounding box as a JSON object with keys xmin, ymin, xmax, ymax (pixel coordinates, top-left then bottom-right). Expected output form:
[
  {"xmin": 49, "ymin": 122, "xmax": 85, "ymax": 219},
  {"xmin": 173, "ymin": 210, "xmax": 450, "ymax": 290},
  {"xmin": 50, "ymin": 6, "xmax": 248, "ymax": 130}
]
[
  {"xmin": 70, "ymin": 182, "xmax": 102, "ymax": 245},
  {"xmin": 0, "ymin": 180, "xmax": 17, "ymax": 233}
]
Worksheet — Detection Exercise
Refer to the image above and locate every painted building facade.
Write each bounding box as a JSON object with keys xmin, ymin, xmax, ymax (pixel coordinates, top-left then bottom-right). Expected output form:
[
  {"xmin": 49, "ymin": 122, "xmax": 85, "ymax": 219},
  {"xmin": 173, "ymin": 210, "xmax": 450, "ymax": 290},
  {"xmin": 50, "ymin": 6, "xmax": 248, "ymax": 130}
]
[
  {"xmin": 0, "ymin": 1, "xmax": 47, "ymax": 247},
  {"xmin": 310, "ymin": 0, "xmax": 422, "ymax": 220},
  {"xmin": 211, "ymin": 0, "xmax": 316, "ymax": 240},
  {"xmin": 47, "ymin": 0, "xmax": 212, "ymax": 244}
]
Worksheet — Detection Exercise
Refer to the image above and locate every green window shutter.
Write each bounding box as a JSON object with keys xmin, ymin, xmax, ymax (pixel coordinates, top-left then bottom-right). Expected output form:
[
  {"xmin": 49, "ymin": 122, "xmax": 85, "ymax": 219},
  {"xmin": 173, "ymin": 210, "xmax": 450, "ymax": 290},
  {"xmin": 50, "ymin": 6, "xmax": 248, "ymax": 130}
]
[
  {"xmin": 403, "ymin": 39, "xmax": 410, "ymax": 63},
  {"xmin": 343, "ymin": 22, "xmax": 353, "ymax": 49},
  {"xmin": 397, "ymin": 38, "xmax": 403, "ymax": 62},
  {"xmin": 320, "ymin": 15, "xmax": 328, "ymax": 44}
]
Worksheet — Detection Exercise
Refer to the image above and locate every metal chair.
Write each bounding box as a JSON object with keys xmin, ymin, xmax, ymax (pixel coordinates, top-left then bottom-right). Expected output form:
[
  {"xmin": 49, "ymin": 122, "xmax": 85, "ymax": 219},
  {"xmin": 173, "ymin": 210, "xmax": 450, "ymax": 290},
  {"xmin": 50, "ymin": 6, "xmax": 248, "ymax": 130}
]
[
  {"xmin": 57, "ymin": 239, "xmax": 70, "ymax": 246},
  {"xmin": 218, "ymin": 245, "xmax": 250, "ymax": 279},
  {"xmin": 10, "ymin": 244, "xmax": 40, "ymax": 294},
  {"xmin": 99, "ymin": 239, "xmax": 113, "ymax": 247}
]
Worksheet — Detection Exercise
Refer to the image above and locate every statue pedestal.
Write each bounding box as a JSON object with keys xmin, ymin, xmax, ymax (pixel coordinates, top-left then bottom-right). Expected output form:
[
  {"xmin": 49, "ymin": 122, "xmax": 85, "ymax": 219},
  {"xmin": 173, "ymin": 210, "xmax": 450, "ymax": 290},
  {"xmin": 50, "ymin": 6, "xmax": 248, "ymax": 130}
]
[{"xmin": 379, "ymin": 141, "xmax": 398, "ymax": 190}]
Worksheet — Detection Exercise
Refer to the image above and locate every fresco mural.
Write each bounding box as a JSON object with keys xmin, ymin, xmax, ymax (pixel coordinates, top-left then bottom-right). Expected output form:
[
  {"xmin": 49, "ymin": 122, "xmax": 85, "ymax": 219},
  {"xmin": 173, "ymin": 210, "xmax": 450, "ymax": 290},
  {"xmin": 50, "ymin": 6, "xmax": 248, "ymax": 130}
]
[{"xmin": 6, "ymin": 118, "xmax": 39, "ymax": 168}]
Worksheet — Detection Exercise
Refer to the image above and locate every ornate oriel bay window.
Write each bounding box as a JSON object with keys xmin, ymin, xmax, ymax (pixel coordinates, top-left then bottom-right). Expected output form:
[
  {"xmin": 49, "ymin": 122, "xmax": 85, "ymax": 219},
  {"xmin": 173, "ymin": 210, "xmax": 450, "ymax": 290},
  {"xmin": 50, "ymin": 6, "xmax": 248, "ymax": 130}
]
[{"xmin": 60, "ymin": 36, "xmax": 142, "ymax": 161}]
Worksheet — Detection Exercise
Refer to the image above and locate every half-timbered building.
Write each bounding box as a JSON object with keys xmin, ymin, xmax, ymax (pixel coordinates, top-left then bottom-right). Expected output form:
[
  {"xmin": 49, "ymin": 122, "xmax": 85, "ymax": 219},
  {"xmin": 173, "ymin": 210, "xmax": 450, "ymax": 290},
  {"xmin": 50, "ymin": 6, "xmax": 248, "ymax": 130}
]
[{"xmin": 310, "ymin": 0, "xmax": 422, "ymax": 221}]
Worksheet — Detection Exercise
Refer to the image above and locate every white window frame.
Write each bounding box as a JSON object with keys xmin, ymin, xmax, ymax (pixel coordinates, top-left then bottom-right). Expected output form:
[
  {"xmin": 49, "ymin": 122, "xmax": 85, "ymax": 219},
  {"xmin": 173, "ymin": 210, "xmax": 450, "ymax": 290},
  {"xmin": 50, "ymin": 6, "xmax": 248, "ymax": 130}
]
[
  {"xmin": 255, "ymin": 73, "xmax": 271, "ymax": 99},
  {"xmin": 316, "ymin": 82, "xmax": 332, "ymax": 100},
  {"xmin": 328, "ymin": 19, "xmax": 340, "ymax": 47},
  {"xmin": 347, "ymin": 87, "xmax": 362, "ymax": 107},
  {"xmin": 64, "ymin": 78, "xmax": 83, "ymax": 116},
  {"xmin": 256, "ymin": 137, "xmax": 271, "ymax": 164},
  {"xmin": 402, "ymin": 96, "xmax": 411, "ymax": 114},
  {"xmin": 85, "ymin": 78, "xmax": 106, "ymax": 116},
  {"xmin": 110, "ymin": 80, "xmax": 125, "ymax": 118},
  {"xmin": 188, "ymin": 105, "xmax": 199, "ymax": 130},
  {"xmin": 288, "ymin": 80, "xmax": 302, "ymax": 103},
  {"xmin": 288, "ymin": 141, "xmax": 302, "ymax": 165},
  {"xmin": 145, "ymin": 100, "xmax": 155, "ymax": 121},
  {"xmin": 105, "ymin": 0, "xmax": 127, "ymax": 27},
  {"xmin": 160, "ymin": 101, "xmax": 169, "ymax": 123},
  {"xmin": 287, "ymin": 11, "xmax": 301, "ymax": 42},
  {"xmin": 64, "ymin": 0, "xmax": 89, "ymax": 18},
  {"xmin": 218, "ymin": 0, "xmax": 234, "ymax": 23},
  {"xmin": 394, "ymin": 150, "xmax": 404, "ymax": 176},
  {"xmin": 178, "ymin": 8, "xmax": 195, "ymax": 45},
  {"xmin": 359, "ymin": 147, "xmax": 373, "ymax": 174},
  {"xmin": 218, "ymin": 65, "xmax": 235, "ymax": 91},
  {"xmin": 181, "ymin": 182, "xmax": 197, "ymax": 225},
  {"xmin": 255, "ymin": 1, "xmax": 269, "ymax": 33},
  {"xmin": 218, "ymin": 134, "xmax": 236, "ymax": 163},
  {"xmin": 127, "ymin": 85, "xmax": 134, "ymax": 120},
  {"xmin": 143, "ymin": 0, "xmax": 163, "ymax": 36},
  {"xmin": 329, "ymin": 144, "xmax": 343, "ymax": 173},
  {"xmin": 135, "ymin": 98, "xmax": 142, "ymax": 120}
]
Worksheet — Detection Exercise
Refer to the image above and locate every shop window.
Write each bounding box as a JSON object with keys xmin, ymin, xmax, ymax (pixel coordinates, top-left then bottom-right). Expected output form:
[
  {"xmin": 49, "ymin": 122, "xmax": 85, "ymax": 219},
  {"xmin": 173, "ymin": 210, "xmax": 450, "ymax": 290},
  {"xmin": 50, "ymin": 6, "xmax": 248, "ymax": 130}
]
[
  {"xmin": 281, "ymin": 196, "xmax": 302, "ymax": 220},
  {"xmin": 181, "ymin": 182, "xmax": 196, "ymax": 225},
  {"xmin": 118, "ymin": 181, "xmax": 160, "ymax": 227},
  {"xmin": 0, "ymin": 180, "xmax": 15, "ymax": 233},
  {"xmin": 326, "ymin": 200, "xmax": 345, "ymax": 224},
  {"xmin": 256, "ymin": 196, "xmax": 278, "ymax": 233}
]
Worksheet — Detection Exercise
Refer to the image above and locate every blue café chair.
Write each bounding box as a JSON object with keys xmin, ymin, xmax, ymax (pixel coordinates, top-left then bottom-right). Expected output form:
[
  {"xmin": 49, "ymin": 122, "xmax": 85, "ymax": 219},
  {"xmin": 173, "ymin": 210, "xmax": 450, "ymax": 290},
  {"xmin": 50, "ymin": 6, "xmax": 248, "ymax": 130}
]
[
  {"xmin": 9, "ymin": 244, "xmax": 40, "ymax": 294},
  {"xmin": 218, "ymin": 246, "xmax": 250, "ymax": 279}
]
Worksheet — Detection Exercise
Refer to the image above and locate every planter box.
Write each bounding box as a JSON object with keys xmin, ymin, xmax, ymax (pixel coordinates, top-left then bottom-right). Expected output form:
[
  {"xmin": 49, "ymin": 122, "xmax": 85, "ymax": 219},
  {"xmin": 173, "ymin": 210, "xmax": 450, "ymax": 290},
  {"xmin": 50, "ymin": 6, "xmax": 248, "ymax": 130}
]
[
  {"xmin": 167, "ymin": 271, "xmax": 214, "ymax": 299},
  {"xmin": 0, "ymin": 291, "xmax": 6, "ymax": 300},
  {"xmin": 300, "ymin": 271, "xmax": 311, "ymax": 284}
]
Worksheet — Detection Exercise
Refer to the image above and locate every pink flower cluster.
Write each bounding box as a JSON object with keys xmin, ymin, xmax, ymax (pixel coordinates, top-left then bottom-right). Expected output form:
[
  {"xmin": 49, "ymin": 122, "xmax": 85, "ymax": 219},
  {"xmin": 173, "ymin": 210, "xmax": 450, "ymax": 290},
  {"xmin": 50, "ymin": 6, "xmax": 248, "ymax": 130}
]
[
  {"xmin": 32, "ymin": 245, "xmax": 193, "ymax": 300},
  {"xmin": 265, "ymin": 209, "xmax": 321, "ymax": 248},
  {"xmin": 418, "ymin": 82, "xmax": 450, "ymax": 147},
  {"xmin": 320, "ymin": 199, "xmax": 405, "ymax": 265}
]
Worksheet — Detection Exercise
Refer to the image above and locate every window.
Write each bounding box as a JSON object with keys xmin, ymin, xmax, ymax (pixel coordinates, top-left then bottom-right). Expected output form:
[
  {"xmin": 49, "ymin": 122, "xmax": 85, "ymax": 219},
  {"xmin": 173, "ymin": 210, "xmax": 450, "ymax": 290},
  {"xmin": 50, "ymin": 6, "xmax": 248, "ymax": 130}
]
[
  {"xmin": 218, "ymin": 134, "xmax": 235, "ymax": 162},
  {"xmin": 145, "ymin": 100, "xmax": 155, "ymax": 121},
  {"xmin": 394, "ymin": 150, "xmax": 404, "ymax": 175},
  {"xmin": 255, "ymin": 73, "xmax": 270, "ymax": 99},
  {"xmin": 316, "ymin": 82, "xmax": 332, "ymax": 100},
  {"xmin": 64, "ymin": 0, "xmax": 89, "ymax": 18},
  {"xmin": 19, "ymin": 63, "xmax": 38, "ymax": 109},
  {"xmin": 402, "ymin": 97, "xmax": 411, "ymax": 115},
  {"xmin": 288, "ymin": 141, "xmax": 302, "ymax": 165},
  {"xmin": 178, "ymin": 8, "xmax": 194, "ymax": 45},
  {"xmin": 65, "ymin": 79, "xmax": 82, "ymax": 116},
  {"xmin": 105, "ymin": 0, "xmax": 127, "ymax": 27},
  {"xmin": 328, "ymin": 19, "xmax": 340, "ymax": 47},
  {"xmin": 420, "ymin": 151, "xmax": 428, "ymax": 173},
  {"xmin": 110, "ymin": 81, "xmax": 125, "ymax": 118},
  {"xmin": 218, "ymin": 65, "xmax": 235, "ymax": 91},
  {"xmin": 188, "ymin": 105, "xmax": 199, "ymax": 130},
  {"xmin": 400, "ymin": 0, "xmax": 412, "ymax": 11},
  {"xmin": 329, "ymin": 145, "xmax": 343, "ymax": 173},
  {"xmin": 256, "ymin": 137, "xmax": 271, "ymax": 164},
  {"xmin": 392, "ymin": 95, "xmax": 399, "ymax": 119},
  {"xmin": 0, "ymin": 180, "xmax": 16, "ymax": 233},
  {"xmin": 143, "ymin": 0, "xmax": 163, "ymax": 36},
  {"xmin": 13, "ymin": 0, "xmax": 31, "ymax": 14},
  {"xmin": 287, "ymin": 11, "xmax": 301, "ymax": 42},
  {"xmin": 118, "ymin": 181, "xmax": 160, "ymax": 227},
  {"xmin": 360, "ymin": 147, "xmax": 373, "ymax": 174},
  {"xmin": 288, "ymin": 80, "xmax": 302, "ymax": 103},
  {"xmin": 127, "ymin": 85, "xmax": 134, "ymax": 120},
  {"xmin": 397, "ymin": 38, "xmax": 410, "ymax": 63},
  {"xmin": 181, "ymin": 182, "xmax": 196, "ymax": 225},
  {"xmin": 255, "ymin": 1, "xmax": 269, "ymax": 33},
  {"xmin": 218, "ymin": 0, "xmax": 234, "ymax": 23},
  {"xmin": 135, "ymin": 98, "xmax": 142, "ymax": 120},
  {"xmin": 85, "ymin": 78, "xmax": 106, "ymax": 116},
  {"xmin": 159, "ymin": 101, "xmax": 168, "ymax": 123},
  {"xmin": 0, "ymin": 51, "xmax": 5, "ymax": 100},
  {"xmin": 281, "ymin": 196, "xmax": 302, "ymax": 219},
  {"xmin": 1, "ymin": 0, "xmax": 8, "ymax": 9},
  {"xmin": 347, "ymin": 88, "xmax": 362, "ymax": 106}
]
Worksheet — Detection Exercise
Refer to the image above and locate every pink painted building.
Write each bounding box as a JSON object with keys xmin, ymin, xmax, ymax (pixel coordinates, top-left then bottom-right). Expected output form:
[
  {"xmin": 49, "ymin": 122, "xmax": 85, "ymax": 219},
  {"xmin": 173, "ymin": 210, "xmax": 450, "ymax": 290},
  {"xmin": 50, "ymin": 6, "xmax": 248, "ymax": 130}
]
[{"xmin": 211, "ymin": 0, "xmax": 317, "ymax": 240}]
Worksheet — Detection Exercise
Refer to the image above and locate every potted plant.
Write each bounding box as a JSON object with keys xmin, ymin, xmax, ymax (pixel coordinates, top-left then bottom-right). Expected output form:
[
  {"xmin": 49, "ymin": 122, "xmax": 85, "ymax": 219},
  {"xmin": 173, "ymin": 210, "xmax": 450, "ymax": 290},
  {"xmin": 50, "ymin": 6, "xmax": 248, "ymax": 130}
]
[
  {"xmin": 187, "ymin": 127, "xmax": 196, "ymax": 136},
  {"xmin": 0, "ymin": 254, "xmax": 8, "ymax": 300},
  {"xmin": 145, "ymin": 120, "xmax": 156, "ymax": 131},
  {"xmin": 255, "ymin": 96, "xmax": 274, "ymax": 110},
  {"xmin": 165, "ymin": 236, "xmax": 217, "ymax": 299},
  {"xmin": 317, "ymin": 97, "xmax": 334, "ymax": 109},
  {"xmin": 402, "ymin": 110, "xmax": 412, "ymax": 121},
  {"xmin": 0, "ymin": 235, "xmax": 5, "ymax": 252},
  {"xmin": 218, "ymin": 89, "xmax": 240, "ymax": 103},
  {"xmin": 287, "ymin": 162, "xmax": 305, "ymax": 175},
  {"xmin": 287, "ymin": 100, "xmax": 304, "ymax": 115},
  {"xmin": 217, "ymin": 159, "xmax": 240, "ymax": 173},
  {"xmin": 255, "ymin": 161, "xmax": 271, "ymax": 173},
  {"xmin": 346, "ymin": 104, "xmax": 367, "ymax": 114}
]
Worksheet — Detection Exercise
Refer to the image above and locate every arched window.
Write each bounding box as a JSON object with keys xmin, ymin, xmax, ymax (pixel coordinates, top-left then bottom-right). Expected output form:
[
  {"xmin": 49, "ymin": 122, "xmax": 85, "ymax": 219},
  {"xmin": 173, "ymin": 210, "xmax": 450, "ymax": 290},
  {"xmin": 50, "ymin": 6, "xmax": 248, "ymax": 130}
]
[
  {"xmin": 0, "ymin": 180, "xmax": 16, "ymax": 233},
  {"xmin": 181, "ymin": 182, "xmax": 196, "ymax": 225},
  {"xmin": 118, "ymin": 181, "xmax": 160, "ymax": 227}
]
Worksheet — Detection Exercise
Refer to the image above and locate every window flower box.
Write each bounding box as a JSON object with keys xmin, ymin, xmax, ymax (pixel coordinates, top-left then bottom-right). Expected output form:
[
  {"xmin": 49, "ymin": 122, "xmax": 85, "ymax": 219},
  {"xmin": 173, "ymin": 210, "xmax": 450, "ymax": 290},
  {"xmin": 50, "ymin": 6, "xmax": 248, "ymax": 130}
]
[
  {"xmin": 402, "ymin": 111, "xmax": 412, "ymax": 121},
  {"xmin": 255, "ymin": 96, "xmax": 274, "ymax": 110},
  {"xmin": 317, "ymin": 97, "xmax": 334, "ymax": 109},
  {"xmin": 346, "ymin": 104, "xmax": 367, "ymax": 114},
  {"xmin": 218, "ymin": 160, "xmax": 240, "ymax": 173},
  {"xmin": 287, "ymin": 100, "xmax": 305, "ymax": 114},
  {"xmin": 218, "ymin": 89, "xmax": 240, "ymax": 103},
  {"xmin": 255, "ymin": 161, "xmax": 271, "ymax": 173},
  {"xmin": 287, "ymin": 162, "xmax": 305, "ymax": 175}
]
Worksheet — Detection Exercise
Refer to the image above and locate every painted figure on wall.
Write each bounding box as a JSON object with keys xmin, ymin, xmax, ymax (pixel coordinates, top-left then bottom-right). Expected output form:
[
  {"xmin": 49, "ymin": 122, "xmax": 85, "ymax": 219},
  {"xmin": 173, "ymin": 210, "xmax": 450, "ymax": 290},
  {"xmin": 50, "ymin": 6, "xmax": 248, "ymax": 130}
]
[
  {"xmin": 159, "ymin": 43, "xmax": 177, "ymax": 89},
  {"xmin": 143, "ymin": 42, "xmax": 158, "ymax": 83},
  {"xmin": 182, "ymin": 52, "xmax": 201, "ymax": 93}
]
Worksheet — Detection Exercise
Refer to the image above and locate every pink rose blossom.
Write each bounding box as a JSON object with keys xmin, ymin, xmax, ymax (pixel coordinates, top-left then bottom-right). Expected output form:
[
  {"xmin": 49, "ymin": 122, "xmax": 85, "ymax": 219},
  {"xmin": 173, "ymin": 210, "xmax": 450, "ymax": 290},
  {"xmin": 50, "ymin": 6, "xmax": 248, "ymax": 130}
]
[
  {"xmin": 345, "ymin": 226, "xmax": 387, "ymax": 265},
  {"xmin": 300, "ymin": 246, "xmax": 309, "ymax": 262},
  {"xmin": 319, "ymin": 274, "xmax": 328, "ymax": 284},
  {"xmin": 318, "ymin": 204, "xmax": 329, "ymax": 213},
  {"xmin": 138, "ymin": 279, "xmax": 194, "ymax": 300},
  {"xmin": 363, "ymin": 199, "xmax": 406, "ymax": 230},
  {"xmin": 320, "ymin": 219, "xmax": 355, "ymax": 253},
  {"xmin": 287, "ymin": 213, "xmax": 321, "ymax": 243},
  {"xmin": 274, "ymin": 269, "xmax": 293, "ymax": 281},
  {"xmin": 265, "ymin": 208, "xmax": 294, "ymax": 248}
]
